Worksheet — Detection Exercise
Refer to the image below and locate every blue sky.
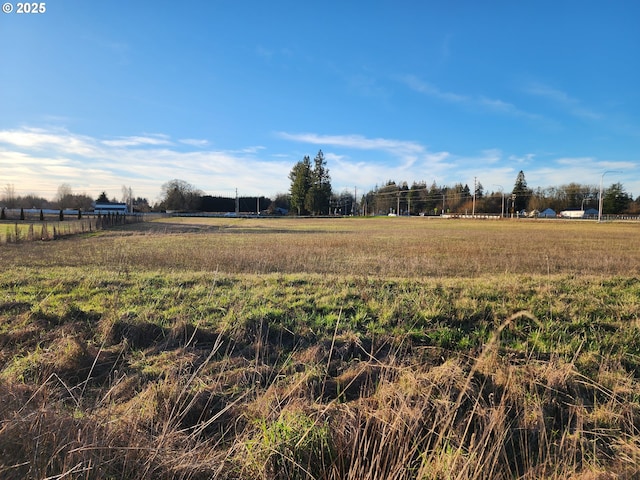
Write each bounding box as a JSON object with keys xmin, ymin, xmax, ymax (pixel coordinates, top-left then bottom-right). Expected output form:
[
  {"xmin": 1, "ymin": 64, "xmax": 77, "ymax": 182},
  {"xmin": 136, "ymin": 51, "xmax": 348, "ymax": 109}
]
[{"xmin": 1, "ymin": 1, "xmax": 639, "ymax": 203}]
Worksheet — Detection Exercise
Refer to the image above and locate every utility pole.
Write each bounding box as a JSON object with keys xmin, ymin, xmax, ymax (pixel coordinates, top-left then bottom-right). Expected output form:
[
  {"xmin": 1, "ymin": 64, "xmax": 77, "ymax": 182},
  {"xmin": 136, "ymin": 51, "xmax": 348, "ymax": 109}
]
[
  {"xmin": 472, "ymin": 176, "xmax": 476, "ymax": 217},
  {"xmin": 493, "ymin": 184, "xmax": 504, "ymax": 218},
  {"xmin": 598, "ymin": 170, "xmax": 622, "ymax": 222},
  {"xmin": 354, "ymin": 186, "xmax": 357, "ymax": 215},
  {"xmin": 235, "ymin": 188, "xmax": 239, "ymax": 216}
]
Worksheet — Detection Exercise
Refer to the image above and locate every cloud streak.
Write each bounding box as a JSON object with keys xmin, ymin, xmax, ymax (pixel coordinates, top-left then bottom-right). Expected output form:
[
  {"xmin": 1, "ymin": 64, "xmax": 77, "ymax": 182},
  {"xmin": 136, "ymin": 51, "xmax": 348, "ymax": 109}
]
[
  {"xmin": 401, "ymin": 75, "xmax": 543, "ymax": 121},
  {"xmin": 276, "ymin": 131, "xmax": 428, "ymax": 157},
  {"xmin": 401, "ymin": 75, "xmax": 468, "ymax": 103},
  {"xmin": 102, "ymin": 134, "xmax": 173, "ymax": 147},
  {"xmin": 0, "ymin": 128, "xmax": 99, "ymax": 156},
  {"xmin": 524, "ymin": 83, "xmax": 602, "ymax": 121}
]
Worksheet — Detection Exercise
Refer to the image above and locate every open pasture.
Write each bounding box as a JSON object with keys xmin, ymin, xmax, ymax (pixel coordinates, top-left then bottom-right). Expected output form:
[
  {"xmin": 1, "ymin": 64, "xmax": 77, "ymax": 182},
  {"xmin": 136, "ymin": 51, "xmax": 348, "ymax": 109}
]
[
  {"xmin": 1, "ymin": 217, "xmax": 640, "ymax": 479},
  {"xmin": 2, "ymin": 216, "xmax": 640, "ymax": 277}
]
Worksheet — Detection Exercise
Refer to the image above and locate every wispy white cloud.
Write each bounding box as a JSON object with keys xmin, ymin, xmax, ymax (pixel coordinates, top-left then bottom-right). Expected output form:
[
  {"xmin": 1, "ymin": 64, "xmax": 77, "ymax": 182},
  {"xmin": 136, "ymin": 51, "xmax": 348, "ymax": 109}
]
[
  {"xmin": 555, "ymin": 157, "xmax": 596, "ymax": 166},
  {"xmin": 477, "ymin": 97, "xmax": 542, "ymax": 121},
  {"xmin": 0, "ymin": 127, "xmax": 291, "ymax": 201},
  {"xmin": 277, "ymin": 131, "xmax": 426, "ymax": 156},
  {"xmin": 508, "ymin": 153, "xmax": 535, "ymax": 164},
  {"xmin": 179, "ymin": 138, "xmax": 210, "ymax": 147},
  {"xmin": 402, "ymin": 75, "xmax": 542, "ymax": 121},
  {"xmin": 0, "ymin": 127, "xmax": 99, "ymax": 156},
  {"xmin": 524, "ymin": 83, "xmax": 602, "ymax": 121},
  {"xmin": 480, "ymin": 149, "xmax": 502, "ymax": 164},
  {"xmin": 229, "ymin": 146, "xmax": 266, "ymax": 154},
  {"xmin": 597, "ymin": 160, "xmax": 636, "ymax": 171},
  {"xmin": 526, "ymin": 157, "xmax": 636, "ymax": 194},
  {"xmin": 401, "ymin": 75, "xmax": 468, "ymax": 103},
  {"xmin": 102, "ymin": 134, "xmax": 173, "ymax": 147}
]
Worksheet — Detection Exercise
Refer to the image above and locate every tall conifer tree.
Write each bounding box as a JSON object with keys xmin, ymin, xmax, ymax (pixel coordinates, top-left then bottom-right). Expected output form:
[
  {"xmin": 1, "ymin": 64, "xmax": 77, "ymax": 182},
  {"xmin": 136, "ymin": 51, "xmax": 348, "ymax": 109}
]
[
  {"xmin": 289, "ymin": 156, "xmax": 312, "ymax": 215},
  {"xmin": 512, "ymin": 170, "xmax": 531, "ymax": 212},
  {"xmin": 305, "ymin": 150, "xmax": 332, "ymax": 215}
]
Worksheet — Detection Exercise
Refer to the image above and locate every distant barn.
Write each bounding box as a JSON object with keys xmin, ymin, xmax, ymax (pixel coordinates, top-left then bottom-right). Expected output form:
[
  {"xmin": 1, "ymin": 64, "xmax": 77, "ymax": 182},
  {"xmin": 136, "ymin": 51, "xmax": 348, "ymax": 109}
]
[{"xmin": 93, "ymin": 202, "xmax": 128, "ymax": 214}]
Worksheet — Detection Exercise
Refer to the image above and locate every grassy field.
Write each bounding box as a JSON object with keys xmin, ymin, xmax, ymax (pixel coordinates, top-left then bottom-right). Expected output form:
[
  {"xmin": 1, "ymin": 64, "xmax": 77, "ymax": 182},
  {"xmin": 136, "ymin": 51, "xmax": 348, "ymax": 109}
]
[{"xmin": 1, "ymin": 217, "xmax": 639, "ymax": 479}]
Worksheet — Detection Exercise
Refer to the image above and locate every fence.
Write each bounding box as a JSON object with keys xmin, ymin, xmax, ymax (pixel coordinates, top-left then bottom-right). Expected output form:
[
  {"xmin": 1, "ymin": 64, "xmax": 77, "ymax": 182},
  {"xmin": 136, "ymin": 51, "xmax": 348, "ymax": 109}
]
[{"xmin": 0, "ymin": 212, "xmax": 145, "ymax": 244}]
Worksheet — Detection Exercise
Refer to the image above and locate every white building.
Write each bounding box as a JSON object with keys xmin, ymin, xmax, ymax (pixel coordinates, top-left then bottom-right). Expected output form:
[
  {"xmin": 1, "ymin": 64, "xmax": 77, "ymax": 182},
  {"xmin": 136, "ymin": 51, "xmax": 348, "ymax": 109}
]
[
  {"xmin": 93, "ymin": 202, "xmax": 128, "ymax": 214},
  {"xmin": 559, "ymin": 210, "xmax": 585, "ymax": 219}
]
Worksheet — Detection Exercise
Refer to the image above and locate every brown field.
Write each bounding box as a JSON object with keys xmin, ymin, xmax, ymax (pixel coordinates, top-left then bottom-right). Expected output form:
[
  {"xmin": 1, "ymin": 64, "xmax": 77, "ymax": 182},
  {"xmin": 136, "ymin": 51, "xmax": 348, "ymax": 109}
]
[
  {"xmin": 2, "ymin": 216, "xmax": 639, "ymax": 276},
  {"xmin": 1, "ymin": 217, "xmax": 640, "ymax": 479}
]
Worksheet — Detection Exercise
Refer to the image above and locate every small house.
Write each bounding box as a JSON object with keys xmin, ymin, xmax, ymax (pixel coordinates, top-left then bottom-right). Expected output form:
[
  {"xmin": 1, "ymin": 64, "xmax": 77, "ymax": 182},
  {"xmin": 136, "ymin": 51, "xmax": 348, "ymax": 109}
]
[{"xmin": 538, "ymin": 208, "xmax": 556, "ymax": 218}]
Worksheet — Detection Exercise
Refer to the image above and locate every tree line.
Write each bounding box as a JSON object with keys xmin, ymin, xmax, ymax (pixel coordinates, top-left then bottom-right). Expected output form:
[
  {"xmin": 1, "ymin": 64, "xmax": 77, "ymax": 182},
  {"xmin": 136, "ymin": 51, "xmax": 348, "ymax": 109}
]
[
  {"xmin": 2, "ymin": 184, "xmax": 152, "ymax": 213},
  {"xmin": 1, "ymin": 180, "xmax": 277, "ymax": 215},
  {"xmin": 360, "ymin": 171, "xmax": 639, "ymax": 216},
  {"xmin": 4, "ymin": 161, "xmax": 638, "ymax": 217}
]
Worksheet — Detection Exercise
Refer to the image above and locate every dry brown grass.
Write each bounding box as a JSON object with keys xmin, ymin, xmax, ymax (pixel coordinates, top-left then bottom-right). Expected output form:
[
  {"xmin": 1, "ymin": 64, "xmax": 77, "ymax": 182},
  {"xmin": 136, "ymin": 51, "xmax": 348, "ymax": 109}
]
[
  {"xmin": 1, "ymin": 217, "xmax": 640, "ymax": 478},
  {"xmin": 1, "ymin": 216, "xmax": 639, "ymax": 277}
]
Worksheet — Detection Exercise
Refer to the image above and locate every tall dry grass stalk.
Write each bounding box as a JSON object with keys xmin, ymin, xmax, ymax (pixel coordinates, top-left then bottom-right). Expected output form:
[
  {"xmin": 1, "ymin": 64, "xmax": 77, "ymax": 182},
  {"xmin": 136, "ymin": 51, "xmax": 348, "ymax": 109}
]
[{"xmin": 1, "ymin": 304, "xmax": 638, "ymax": 479}]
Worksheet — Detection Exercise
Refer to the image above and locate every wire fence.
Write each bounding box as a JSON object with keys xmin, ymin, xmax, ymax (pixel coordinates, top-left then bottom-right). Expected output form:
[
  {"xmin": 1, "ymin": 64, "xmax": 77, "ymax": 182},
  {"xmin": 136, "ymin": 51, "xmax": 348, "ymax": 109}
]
[{"xmin": 0, "ymin": 212, "xmax": 145, "ymax": 244}]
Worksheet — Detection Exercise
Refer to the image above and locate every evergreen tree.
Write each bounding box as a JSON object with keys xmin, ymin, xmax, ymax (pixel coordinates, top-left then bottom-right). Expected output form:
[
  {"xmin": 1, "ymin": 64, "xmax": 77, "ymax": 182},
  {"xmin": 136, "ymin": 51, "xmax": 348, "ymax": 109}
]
[
  {"xmin": 305, "ymin": 150, "xmax": 332, "ymax": 215},
  {"xmin": 96, "ymin": 191, "xmax": 110, "ymax": 203},
  {"xmin": 288, "ymin": 151, "xmax": 333, "ymax": 215},
  {"xmin": 512, "ymin": 170, "xmax": 532, "ymax": 212},
  {"xmin": 409, "ymin": 181, "xmax": 427, "ymax": 214},
  {"xmin": 603, "ymin": 183, "xmax": 631, "ymax": 214},
  {"xmin": 39, "ymin": 209, "xmax": 44, "ymax": 221},
  {"xmin": 289, "ymin": 155, "xmax": 313, "ymax": 215},
  {"xmin": 20, "ymin": 208, "xmax": 25, "ymax": 220}
]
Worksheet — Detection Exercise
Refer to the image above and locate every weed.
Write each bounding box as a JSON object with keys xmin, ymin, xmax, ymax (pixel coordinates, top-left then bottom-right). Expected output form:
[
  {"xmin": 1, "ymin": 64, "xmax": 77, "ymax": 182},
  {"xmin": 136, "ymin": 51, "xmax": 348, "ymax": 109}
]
[{"xmin": 245, "ymin": 410, "xmax": 333, "ymax": 479}]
